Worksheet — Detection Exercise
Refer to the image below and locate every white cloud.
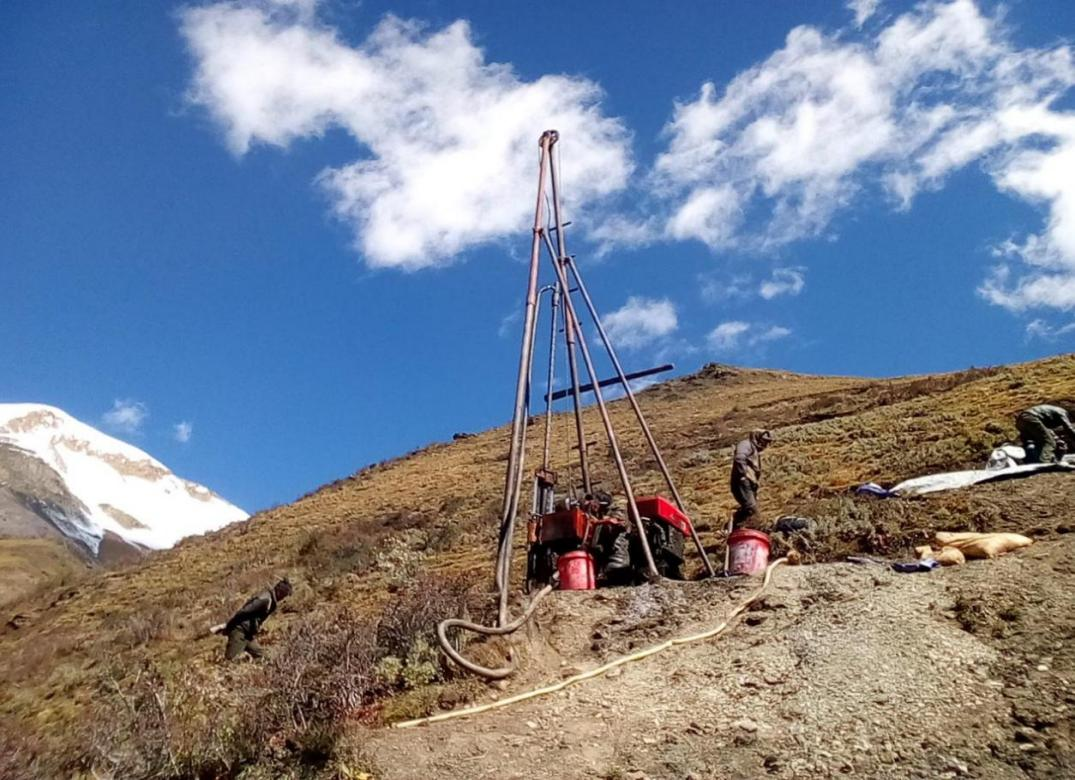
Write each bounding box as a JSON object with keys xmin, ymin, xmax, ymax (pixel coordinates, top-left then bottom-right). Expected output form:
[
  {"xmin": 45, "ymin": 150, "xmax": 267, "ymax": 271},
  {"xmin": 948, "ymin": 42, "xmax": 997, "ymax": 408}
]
[
  {"xmin": 665, "ymin": 185, "xmax": 742, "ymax": 247},
  {"xmin": 590, "ymin": 214, "xmax": 663, "ymax": 256},
  {"xmin": 645, "ymin": 0, "xmax": 1075, "ymax": 310},
  {"xmin": 707, "ymin": 321, "xmax": 791, "ymax": 353},
  {"xmin": 699, "ymin": 271, "xmax": 754, "ymax": 304},
  {"xmin": 847, "ymin": 0, "xmax": 881, "ymax": 28},
  {"xmin": 979, "ymin": 263, "xmax": 1075, "ymax": 311},
  {"xmin": 180, "ymin": 2, "xmax": 632, "ymax": 270},
  {"xmin": 1025, "ymin": 318, "xmax": 1075, "ymax": 341},
  {"xmin": 755, "ymin": 325, "xmax": 793, "ymax": 343},
  {"xmin": 103, "ymin": 399, "xmax": 148, "ymax": 435},
  {"xmin": 173, "ymin": 421, "xmax": 194, "ymax": 443},
  {"xmin": 707, "ymin": 321, "xmax": 751, "ymax": 351},
  {"xmin": 497, "ymin": 309, "xmax": 521, "ymax": 339},
  {"xmin": 759, "ymin": 267, "xmax": 805, "ymax": 299},
  {"xmin": 602, "ymin": 296, "xmax": 678, "ymax": 350},
  {"xmin": 181, "ymin": 1, "xmax": 1075, "ymax": 312}
]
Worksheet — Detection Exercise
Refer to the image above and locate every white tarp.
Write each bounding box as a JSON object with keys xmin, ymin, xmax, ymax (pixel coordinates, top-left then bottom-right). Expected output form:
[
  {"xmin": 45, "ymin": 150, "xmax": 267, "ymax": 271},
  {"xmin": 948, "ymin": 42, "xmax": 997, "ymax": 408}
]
[{"xmin": 891, "ymin": 457, "xmax": 1075, "ymax": 496}]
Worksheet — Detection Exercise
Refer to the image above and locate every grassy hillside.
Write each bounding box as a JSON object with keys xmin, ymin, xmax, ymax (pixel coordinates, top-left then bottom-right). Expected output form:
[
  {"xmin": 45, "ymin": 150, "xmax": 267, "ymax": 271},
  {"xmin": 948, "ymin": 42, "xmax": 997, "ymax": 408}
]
[
  {"xmin": 1, "ymin": 354, "xmax": 1073, "ymax": 778},
  {"xmin": 0, "ymin": 538, "xmax": 86, "ymax": 607}
]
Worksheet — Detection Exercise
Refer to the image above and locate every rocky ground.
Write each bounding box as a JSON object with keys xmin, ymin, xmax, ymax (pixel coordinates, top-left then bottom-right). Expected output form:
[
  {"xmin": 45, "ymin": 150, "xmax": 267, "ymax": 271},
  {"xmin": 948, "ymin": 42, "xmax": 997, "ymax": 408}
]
[{"xmin": 368, "ymin": 511, "xmax": 1075, "ymax": 779}]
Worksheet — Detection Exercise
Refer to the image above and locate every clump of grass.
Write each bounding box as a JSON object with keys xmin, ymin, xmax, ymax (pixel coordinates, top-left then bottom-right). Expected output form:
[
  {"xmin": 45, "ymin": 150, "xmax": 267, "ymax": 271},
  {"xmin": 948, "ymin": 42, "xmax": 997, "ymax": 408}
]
[
  {"xmin": 953, "ymin": 595, "xmax": 990, "ymax": 634},
  {"xmin": 952, "ymin": 594, "xmax": 1023, "ymax": 639}
]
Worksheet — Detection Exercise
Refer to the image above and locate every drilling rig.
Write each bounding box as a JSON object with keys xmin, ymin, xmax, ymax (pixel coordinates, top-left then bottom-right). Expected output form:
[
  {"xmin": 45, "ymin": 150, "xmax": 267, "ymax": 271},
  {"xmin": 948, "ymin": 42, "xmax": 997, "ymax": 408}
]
[{"xmin": 439, "ymin": 130, "xmax": 715, "ymax": 679}]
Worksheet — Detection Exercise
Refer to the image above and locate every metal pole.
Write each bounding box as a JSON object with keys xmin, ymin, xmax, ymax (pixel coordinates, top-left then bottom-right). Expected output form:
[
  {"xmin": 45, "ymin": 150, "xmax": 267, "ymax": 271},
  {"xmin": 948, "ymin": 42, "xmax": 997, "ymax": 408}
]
[
  {"xmin": 495, "ymin": 131, "xmax": 554, "ymax": 621},
  {"xmin": 541, "ymin": 229, "xmax": 591, "ymax": 494},
  {"xmin": 566, "ymin": 258, "xmax": 716, "ymax": 577},
  {"xmin": 513, "ymin": 283, "xmax": 552, "ymax": 523},
  {"xmin": 545, "ymin": 363, "xmax": 674, "ymax": 403},
  {"xmin": 546, "ymin": 148, "xmax": 659, "ymax": 579},
  {"xmin": 542, "ymin": 282, "xmax": 560, "ymax": 472},
  {"xmin": 551, "ymin": 260, "xmax": 659, "ymax": 579}
]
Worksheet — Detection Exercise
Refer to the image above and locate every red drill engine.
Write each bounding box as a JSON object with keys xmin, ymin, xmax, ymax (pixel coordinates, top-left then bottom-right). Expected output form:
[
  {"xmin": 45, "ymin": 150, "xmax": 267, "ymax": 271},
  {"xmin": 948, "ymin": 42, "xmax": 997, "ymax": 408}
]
[{"xmin": 526, "ymin": 491, "xmax": 691, "ymax": 590}]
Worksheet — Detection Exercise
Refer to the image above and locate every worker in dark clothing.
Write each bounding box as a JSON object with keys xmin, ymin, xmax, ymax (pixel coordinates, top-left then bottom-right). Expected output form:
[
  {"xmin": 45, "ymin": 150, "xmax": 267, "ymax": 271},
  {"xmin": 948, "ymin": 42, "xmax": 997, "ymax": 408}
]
[
  {"xmin": 1015, "ymin": 405, "xmax": 1075, "ymax": 463},
  {"xmin": 583, "ymin": 491, "xmax": 632, "ymax": 573},
  {"xmin": 223, "ymin": 578, "xmax": 292, "ymax": 661},
  {"xmin": 730, "ymin": 430, "xmax": 772, "ymax": 527}
]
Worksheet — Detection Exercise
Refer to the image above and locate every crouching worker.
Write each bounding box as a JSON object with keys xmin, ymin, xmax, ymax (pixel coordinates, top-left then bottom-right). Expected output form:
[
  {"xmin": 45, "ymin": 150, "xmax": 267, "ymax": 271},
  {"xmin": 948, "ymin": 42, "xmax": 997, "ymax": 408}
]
[
  {"xmin": 730, "ymin": 429, "xmax": 772, "ymax": 528},
  {"xmin": 1015, "ymin": 405, "xmax": 1075, "ymax": 464},
  {"xmin": 222, "ymin": 577, "xmax": 292, "ymax": 661}
]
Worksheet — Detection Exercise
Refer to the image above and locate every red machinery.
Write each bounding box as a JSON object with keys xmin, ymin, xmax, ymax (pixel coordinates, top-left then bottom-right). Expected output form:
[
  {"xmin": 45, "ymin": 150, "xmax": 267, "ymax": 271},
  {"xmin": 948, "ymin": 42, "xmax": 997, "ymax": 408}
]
[{"xmin": 526, "ymin": 495, "xmax": 692, "ymax": 590}]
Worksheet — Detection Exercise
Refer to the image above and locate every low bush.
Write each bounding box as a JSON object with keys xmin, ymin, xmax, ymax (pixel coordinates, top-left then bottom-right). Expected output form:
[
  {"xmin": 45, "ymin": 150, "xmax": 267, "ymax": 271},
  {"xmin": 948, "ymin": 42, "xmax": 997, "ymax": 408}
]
[
  {"xmin": 374, "ymin": 573, "xmax": 479, "ymax": 691},
  {"xmin": 13, "ymin": 573, "xmax": 483, "ymax": 778}
]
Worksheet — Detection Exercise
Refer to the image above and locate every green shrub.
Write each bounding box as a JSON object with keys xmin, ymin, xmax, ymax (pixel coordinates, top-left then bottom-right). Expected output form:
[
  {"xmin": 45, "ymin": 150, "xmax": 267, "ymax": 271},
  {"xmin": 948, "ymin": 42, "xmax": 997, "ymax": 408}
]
[{"xmin": 400, "ymin": 638, "xmax": 439, "ymax": 689}]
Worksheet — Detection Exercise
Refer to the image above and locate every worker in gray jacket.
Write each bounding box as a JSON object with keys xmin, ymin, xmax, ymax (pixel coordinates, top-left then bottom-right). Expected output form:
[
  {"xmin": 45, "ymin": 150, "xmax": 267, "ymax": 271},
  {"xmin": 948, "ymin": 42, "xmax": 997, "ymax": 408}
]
[
  {"xmin": 1016, "ymin": 404, "xmax": 1075, "ymax": 463},
  {"xmin": 222, "ymin": 578, "xmax": 292, "ymax": 661},
  {"xmin": 730, "ymin": 430, "xmax": 772, "ymax": 527}
]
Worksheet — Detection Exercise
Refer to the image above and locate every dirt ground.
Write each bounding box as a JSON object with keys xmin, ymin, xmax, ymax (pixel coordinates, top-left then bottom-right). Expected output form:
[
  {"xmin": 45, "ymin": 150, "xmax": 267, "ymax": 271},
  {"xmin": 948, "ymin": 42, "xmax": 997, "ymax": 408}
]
[{"xmin": 367, "ymin": 488, "xmax": 1075, "ymax": 779}]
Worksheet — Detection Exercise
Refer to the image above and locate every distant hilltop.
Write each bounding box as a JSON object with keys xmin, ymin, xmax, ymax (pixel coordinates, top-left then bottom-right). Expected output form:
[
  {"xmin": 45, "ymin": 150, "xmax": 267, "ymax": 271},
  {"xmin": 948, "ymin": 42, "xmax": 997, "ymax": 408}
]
[{"xmin": 0, "ymin": 403, "xmax": 247, "ymax": 562}]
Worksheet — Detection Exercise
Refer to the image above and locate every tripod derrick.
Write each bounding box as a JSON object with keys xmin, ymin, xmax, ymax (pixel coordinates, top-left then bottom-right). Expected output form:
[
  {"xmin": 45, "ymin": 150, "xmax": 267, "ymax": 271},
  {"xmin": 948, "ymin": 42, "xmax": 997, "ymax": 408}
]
[{"xmin": 438, "ymin": 131, "xmax": 715, "ymax": 680}]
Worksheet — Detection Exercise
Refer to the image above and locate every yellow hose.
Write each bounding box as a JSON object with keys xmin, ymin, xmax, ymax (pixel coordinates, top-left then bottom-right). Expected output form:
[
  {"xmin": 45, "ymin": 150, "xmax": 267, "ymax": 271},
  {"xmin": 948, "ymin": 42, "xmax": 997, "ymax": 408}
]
[{"xmin": 393, "ymin": 558, "xmax": 787, "ymax": 729}]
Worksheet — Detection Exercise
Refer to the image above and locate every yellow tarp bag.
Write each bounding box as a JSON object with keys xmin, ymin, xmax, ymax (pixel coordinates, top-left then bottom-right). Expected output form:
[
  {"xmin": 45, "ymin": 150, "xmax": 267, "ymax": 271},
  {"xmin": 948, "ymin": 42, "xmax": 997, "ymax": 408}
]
[
  {"xmin": 915, "ymin": 544, "xmax": 966, "ymax": 565},
  {"xmin": 934, "ymin": 531, "xmax": 1032, "ymax": 559},
  {"xmin": 935, "ymin": 546, "xmax": 966, "ymax": 566}
]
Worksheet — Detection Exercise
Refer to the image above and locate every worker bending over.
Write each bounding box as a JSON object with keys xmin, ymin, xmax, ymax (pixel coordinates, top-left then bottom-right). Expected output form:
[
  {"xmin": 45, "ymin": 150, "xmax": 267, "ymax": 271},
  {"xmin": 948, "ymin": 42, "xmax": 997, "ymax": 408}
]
[
  {"xmin": 731, "ymin": 429, "xmax": 772, "ymax": 528},
  {"xmin": 1016, "ymin": 404, "xmax": 1075, "ymax": 463},
  {"xmin": 222, "ymin": 577, "xmax": 292, "ymax": 661}
]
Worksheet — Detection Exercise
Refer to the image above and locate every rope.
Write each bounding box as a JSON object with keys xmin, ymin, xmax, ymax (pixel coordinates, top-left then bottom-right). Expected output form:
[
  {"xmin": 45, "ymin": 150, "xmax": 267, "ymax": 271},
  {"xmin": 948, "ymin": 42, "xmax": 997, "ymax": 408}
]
[{"xmin": 394, "ymin": 558, "xmax": 787, "ymax": 729}]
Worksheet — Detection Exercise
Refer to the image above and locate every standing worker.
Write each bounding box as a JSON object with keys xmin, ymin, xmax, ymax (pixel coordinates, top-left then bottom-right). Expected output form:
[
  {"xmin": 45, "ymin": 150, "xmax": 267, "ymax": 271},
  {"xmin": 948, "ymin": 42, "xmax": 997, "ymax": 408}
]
[
  {"xmin": 730, "ymin": 429, "xmax": 772, "ymax": 528},
  {"xmin": 1015, "ymin": 404, "xmax": 1075, "ymax": 463},
  {"xmin": 221, "ymin": 577, "xmax": 292, "ymax": 661}
]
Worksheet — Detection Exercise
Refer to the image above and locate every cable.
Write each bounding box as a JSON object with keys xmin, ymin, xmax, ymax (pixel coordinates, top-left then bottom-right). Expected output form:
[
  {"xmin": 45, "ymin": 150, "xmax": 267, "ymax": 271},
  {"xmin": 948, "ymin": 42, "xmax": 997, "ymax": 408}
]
[{"xmin": 397, "ymin": 558, "xmax": 787, "ymax": 729}]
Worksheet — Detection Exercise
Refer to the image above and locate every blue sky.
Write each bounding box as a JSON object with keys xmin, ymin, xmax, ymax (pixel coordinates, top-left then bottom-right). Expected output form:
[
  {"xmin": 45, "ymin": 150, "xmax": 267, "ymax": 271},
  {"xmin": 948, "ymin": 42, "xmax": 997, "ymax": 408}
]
[{"xmin": 3, "ymin": 0, "xmax": 1075, "ymax": 513}]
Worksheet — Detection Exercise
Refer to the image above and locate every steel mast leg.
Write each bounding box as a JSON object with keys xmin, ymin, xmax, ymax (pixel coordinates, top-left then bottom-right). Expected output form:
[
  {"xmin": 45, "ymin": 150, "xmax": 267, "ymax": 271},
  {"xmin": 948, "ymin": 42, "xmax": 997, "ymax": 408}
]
[
  {"xmin": 550, "ymin": 258, "xmax": 660, "ymax": 579},
  {"xmin": 546, "ymin": 147, "xmax": 660, "ymax": 580},
  {"xmin": 566, "ymin": 258, "xmax": 716, "ymax": 577},
  {"xmin": 541, "ymin": 229, "xmax": 591, "ymax": 495},
  {"xmin": 496, "ymin": 131, "xmax": 554, "ymax": 623},
  {"xmin": 541, "ymin": 282, "xmax": 560, "ymax": 473}
]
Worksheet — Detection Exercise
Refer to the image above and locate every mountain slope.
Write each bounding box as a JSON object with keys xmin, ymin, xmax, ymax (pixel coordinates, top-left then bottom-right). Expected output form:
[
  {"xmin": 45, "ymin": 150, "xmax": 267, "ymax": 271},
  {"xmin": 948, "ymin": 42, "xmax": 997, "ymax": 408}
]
[
  {"xmin": 0, "ymin": 404, "xmax": 248, "ymax": 553},
  {"xmin": 0, "ymin": 404, "xmax": 249, "ymax": 604},
  {"xmin": 0, "ymin": 356, "xmax": 1073, "ymax": 778}
]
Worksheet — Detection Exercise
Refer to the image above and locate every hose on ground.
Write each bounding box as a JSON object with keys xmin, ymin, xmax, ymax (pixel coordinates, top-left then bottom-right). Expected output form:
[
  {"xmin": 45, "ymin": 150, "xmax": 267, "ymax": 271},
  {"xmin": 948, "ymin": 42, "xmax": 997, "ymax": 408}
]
[
  {"xmin": 397, "ymin": 557, "xmax": 788, "ymax": 729},
  {"xmin": 436, "ymin": 583, "xmax": 556, "ymax": 679}
]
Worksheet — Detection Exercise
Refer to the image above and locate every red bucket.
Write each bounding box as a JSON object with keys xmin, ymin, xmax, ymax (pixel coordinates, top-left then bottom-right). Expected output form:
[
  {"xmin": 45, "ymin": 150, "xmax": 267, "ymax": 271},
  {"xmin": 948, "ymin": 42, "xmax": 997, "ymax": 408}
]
[
  {"xmin": 557, "ymin": 550, "xmax": 596, "ymax": 590},
  {"xmin": 728, "ymin": 529, "xmax": 770, "ymax": 576}
]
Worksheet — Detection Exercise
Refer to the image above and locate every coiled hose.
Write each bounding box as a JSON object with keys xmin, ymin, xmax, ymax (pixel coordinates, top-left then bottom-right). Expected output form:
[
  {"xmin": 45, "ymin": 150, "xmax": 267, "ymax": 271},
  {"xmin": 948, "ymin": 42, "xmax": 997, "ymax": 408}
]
[{"xmin": 436, "ymin": 582, "xmax": 555, "ymax": 679}]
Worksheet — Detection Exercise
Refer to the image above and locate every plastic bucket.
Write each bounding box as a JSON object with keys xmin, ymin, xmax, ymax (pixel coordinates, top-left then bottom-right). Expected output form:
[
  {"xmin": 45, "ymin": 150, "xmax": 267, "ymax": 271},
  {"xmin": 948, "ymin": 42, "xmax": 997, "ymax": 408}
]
[
  {"xmin": 728, "ymin": 529, "xmax": 770, "ymax": 576},
  {"xmin": 557, "ymin": 550, "xmax": 596, "ymax": 590}
]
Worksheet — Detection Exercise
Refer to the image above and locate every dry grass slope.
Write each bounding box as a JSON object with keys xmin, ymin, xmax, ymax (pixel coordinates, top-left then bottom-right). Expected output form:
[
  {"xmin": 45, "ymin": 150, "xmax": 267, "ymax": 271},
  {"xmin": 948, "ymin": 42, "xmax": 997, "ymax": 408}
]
[
  {"xmin": 1, "ymin": 354, "xmax": 1073, "ymax": 778},
  {"xmin": 0, "ymin": 538, "xmax": 86, "ymax": 608}
]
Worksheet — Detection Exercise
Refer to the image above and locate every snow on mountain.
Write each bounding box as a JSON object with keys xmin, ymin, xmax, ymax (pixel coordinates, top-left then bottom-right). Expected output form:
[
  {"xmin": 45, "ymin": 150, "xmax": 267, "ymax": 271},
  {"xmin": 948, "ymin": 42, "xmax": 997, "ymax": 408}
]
[{"xmin": 0, "ymin": 403, "xmax": 248, "ymax": 554}]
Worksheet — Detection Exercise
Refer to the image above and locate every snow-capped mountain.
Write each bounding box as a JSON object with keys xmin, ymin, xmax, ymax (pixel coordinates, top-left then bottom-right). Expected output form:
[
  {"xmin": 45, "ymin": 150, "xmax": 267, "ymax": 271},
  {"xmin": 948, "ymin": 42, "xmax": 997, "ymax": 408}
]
[{"xmin": 0, "ymin": 403, "xmax": 248, "ymax": 555}]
